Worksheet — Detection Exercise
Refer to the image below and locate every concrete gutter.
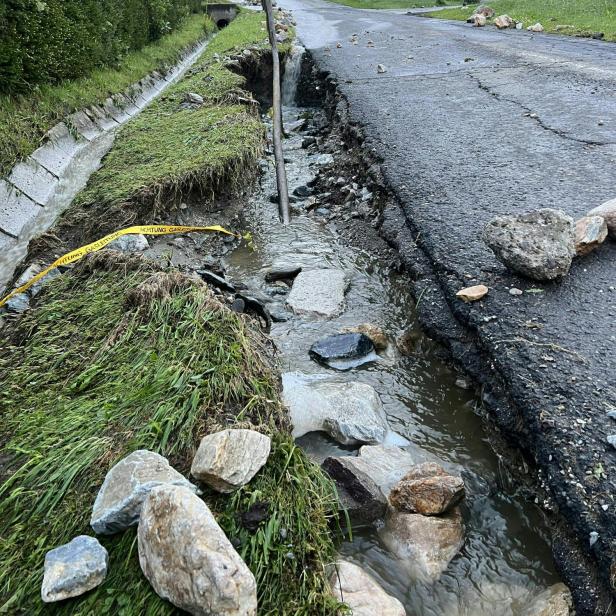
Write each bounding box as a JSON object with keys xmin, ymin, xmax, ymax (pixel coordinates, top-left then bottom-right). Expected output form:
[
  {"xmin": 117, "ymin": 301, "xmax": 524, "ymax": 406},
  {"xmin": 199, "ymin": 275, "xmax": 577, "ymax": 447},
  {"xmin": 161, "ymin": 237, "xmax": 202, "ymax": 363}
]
[{"xmin": 0, "ymin": 37, "xmax": 211, "ymax": 290}]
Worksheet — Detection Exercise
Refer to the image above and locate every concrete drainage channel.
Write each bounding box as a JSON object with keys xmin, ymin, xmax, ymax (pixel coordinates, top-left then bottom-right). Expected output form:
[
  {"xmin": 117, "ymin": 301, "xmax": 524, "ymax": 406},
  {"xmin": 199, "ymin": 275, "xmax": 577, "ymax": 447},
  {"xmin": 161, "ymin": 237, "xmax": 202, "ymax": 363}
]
[{"xmin": 0, "ymin": 36, "xmax": 213, "ymax": 291}]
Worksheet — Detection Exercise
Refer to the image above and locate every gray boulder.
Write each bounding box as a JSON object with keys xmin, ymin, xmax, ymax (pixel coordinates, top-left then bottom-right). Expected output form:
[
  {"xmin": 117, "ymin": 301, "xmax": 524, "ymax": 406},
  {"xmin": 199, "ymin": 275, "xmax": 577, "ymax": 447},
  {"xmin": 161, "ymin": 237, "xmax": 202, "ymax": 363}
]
[
  {"xmin": 190, "ymin": 429, "xmax": 271, "ymax": 493},
  {"xmin": 107, "ymin": 234, "xmax": 149, "ymax": 252},
  {"xmin": 309, "ymin": 332, "xmax": 375, "ymax": 369},
  {"xmin": 286, "ymin": 268, "xmax": 348, "ymax": 318},
  {"xmin": 483, "ymin": 209, "xmax": 575, "ymax": 281},
  {"xmin": 328, "ymin": 560, "xmax": 405, "ymax": 616},
  {"xmin": 138, "ymin": 485, "xmax": 257, "ymax": 615},
  {"xmin": 91, "ymin": 450, "xmax": 196, "ymax": 535},
  {"xmin": 282, "ymin": 373, "xmax": 393, "ymax": 445},
  {"xmin": 41, "ymin": 536, "xmax": 108, "ymax": 603},
  {"xmin": 379, "ymin": 509, "xmax": 464, "ymax": 582}
]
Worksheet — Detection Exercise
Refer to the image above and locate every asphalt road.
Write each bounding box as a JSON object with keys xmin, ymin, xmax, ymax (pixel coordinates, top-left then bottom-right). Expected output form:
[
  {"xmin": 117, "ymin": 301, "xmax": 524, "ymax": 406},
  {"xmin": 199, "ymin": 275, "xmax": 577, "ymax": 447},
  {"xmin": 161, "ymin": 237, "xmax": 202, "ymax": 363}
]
[{"xmin": 282, "ymin": 1, "xmax": 616, "ymax": 612}]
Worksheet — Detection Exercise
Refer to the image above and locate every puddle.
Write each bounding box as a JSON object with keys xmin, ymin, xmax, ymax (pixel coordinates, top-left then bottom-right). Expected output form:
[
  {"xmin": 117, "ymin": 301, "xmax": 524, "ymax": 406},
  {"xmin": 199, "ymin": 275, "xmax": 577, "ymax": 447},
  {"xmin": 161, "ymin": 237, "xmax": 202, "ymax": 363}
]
[{"xmin": 221, "ymin": 103, "xmax": 561, "ymax": 614}]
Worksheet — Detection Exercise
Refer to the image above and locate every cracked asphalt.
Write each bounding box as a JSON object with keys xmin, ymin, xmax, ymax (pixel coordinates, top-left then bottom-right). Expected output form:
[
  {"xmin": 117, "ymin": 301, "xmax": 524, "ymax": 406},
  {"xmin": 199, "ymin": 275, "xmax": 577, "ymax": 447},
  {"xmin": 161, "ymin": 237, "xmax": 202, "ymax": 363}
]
[{"xmin": 281, "ymin": 1, "xmax": 616, "ymax": 612}]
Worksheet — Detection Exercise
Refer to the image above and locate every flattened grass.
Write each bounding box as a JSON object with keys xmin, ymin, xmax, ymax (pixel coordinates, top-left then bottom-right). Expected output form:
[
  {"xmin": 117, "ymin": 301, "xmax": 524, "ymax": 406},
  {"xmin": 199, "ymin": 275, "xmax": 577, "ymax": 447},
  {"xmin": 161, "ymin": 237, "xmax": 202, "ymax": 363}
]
[
  {"xmin": 426, "ymin": 0, "xmax": 616, "ymax": 41},
  {"xmin": 0, "ymin": 254, "xmax": 341, "ymax": 614},
  {"xmin": 0, "ymin": 14, "xmax": 216, "ymax": 177}
]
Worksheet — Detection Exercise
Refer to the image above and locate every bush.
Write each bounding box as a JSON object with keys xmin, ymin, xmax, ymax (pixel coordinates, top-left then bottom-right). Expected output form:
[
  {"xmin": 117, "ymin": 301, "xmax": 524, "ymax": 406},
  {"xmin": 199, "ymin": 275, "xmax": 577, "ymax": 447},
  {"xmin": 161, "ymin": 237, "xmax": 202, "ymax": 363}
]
[{"xmin": 0, "ymin": 0, "xmax": 202, "ymax": 94}]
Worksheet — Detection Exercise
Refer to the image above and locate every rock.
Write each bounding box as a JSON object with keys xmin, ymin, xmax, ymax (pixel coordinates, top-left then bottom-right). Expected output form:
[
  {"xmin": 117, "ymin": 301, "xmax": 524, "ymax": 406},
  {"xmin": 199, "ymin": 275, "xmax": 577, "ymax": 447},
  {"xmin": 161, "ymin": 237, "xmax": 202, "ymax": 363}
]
[
  {"xmin": 494, "ymin": 15, "xmax": 514, "ymax": 29},
  {"xmin": 527, "ymin": 22, "xmax": 544, "ymax": 32},
  {"xmin": 107, "ymin": 233, "xmax": 149, "ymax": 252},
  {"xmin": 509, "ymin": 287, "xmax": 523, "ymax": 296},
  {"xmin": 396, "ymin": 326, "xmax": 422, "ymax": 355},
  {"xmin": 15, "ymin": 262, "xmax": 62, "ymax": 298},
  {"xmin": 473, "ymin": 5, "xmax": 495, "ymax": 18},
  {"xmin": 286, "ymin": 268, "xmax": 347, "ymax": 317},
  {"xmin": 483, "ymin": 209, "xmax": 575, "ymax": 281},
  {"xmin": 456, "ymin": 284, "xmax": 488, "ymax": 302},
  {"xmin": 377, "ymin": 64, "xmax": 387, "ymax": 74},
  {"xmin": 230, "ymin": 297, "xmax": 245, "ymax": 313},
  {"xmin": 343, "ymin": 323, "xmax": 389, "ymax": 351},
  {"xmin": 302, "ymin": 136, "xmax": 317, "ymax": 148},
  {"xmin": 5, "ymin": 292, "xmax": 30, "ymax": 313},
  {"xmin": 328, "ymin": 560, "xmax": 405, "ymax": 616},
  {"xmin": 91, "ymin": 450, "xmax": 196, "ymax": 535},
  {"xmin": 574, "ymin": 216, "xmax": 608, "ymax": 256},
  {"xmin": 197, "ymin": 269, "xmax": 235, "ymax": 293},
  {"xmin": 592, "ymin": 32, "xmax": 605, "ymax": 40},
  {"xmin": 264, "ymin": 264, "xmax": 302, "ymax": 282},
  {"xmin": 455, "ymin": 376, "xmax": 471, "ymax": 389},
  {"xmin": 468, "ymin": 14, "xmax": 487, "ymax": 27},
  {"xmin": 607, "ymin": 434, "xmax": 616, "ymax": 449},
  {"xmin": 293, "ymin": 185, "xmax": 312, "ymax": 198},
  {"xmin": 389, "ymin": 463, "xmax": 465, "ymax": 515},
  {"xmin": 138, "ymin": 485, "xmax": 257, "ymax": 616},
  {"xmin": 520, "ymin": 583, "xmax": 573, "ymax": 616},
  {"xmin": 286, "ymin": 119, "xmax": 306, "ymax": 132},
  {"xmin": 184, "ymin": 92, "xmax": 204, "ymax": 106},
  {"xmin": 190, "ymin": 429, "xmax": 271, "ymax": 493},
  {"xmin": 41, "ymin": 536, "xmax": 108, "ymax": 603},
  {"xmin": 315, "ymin": 153, "xmax": 334, "ymax": 165},
  {"xmin": 379, "ymin": 509, "xmax": 464, "ymax": 581},
  {"xmin": 309, "ymin": 332, "xmax": 375, "ymax": 368},
  {"xmin": 282, "ymin": 372, "xmax": 391, "ymax": 446},
  {"xmin": 516, "ymin": 22, "xmax": 523, "ymax": 29},
  {"xmin": 322, "ymin": 456, "xmax": 387, "ymax": 524},
  {"xmin": 588, "ymin": 198, "xmax": 616, "ymax": 238}
]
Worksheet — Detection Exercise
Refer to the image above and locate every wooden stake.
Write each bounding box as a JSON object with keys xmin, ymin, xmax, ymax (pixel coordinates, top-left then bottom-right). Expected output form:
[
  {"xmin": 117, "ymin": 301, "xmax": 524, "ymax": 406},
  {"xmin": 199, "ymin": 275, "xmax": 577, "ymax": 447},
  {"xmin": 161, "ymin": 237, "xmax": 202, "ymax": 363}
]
[{"xmin": 261, "ymin": 0, "xmax": 290, "ymax": 224}]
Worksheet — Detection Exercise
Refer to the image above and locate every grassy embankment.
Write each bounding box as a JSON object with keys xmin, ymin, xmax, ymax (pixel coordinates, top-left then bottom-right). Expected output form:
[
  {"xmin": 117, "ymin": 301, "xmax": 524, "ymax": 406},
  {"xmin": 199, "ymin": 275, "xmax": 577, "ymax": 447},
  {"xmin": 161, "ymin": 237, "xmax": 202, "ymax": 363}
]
[
  {"xmin": 326, "ymin": 0, "xmax": 456, "ymax": 10},
  {"xmin": 0, "ymin": 12, "xmax": 342, "ymax": 616},
  {"xmin": 426, "ymin": 0, "xmax": 616, "ymax": 42},
  {"xmin": 0, "ymin": 13, "xmax": 215, "ymax": 177}
]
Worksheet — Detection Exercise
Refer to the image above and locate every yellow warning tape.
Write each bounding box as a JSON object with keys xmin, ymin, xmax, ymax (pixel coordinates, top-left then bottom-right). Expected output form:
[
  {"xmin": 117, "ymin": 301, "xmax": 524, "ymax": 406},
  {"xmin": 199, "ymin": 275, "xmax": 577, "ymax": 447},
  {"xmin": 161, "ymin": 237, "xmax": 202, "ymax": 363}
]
[{"xmin": 0, "ymin": 224, "xmax": 236, "ymax": 309}]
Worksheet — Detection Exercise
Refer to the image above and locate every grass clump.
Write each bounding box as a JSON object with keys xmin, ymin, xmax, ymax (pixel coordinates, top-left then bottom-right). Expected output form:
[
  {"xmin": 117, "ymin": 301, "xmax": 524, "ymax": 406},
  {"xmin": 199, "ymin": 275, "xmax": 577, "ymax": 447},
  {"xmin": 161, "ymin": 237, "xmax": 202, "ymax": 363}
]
[
  {"xmin": 56, "ymin": 10, "xmax": 273, "ymax": 246},
  {"xmin": 0, "ymin": 252, "xmax": 342, "ymax": 615},
  {"xmin": 426, "ymin": 0, "xmax": 616, "ymax": 41},
  {"xmin": 0, "ymin": 13, "xmax": 216, "ymax": 177}
]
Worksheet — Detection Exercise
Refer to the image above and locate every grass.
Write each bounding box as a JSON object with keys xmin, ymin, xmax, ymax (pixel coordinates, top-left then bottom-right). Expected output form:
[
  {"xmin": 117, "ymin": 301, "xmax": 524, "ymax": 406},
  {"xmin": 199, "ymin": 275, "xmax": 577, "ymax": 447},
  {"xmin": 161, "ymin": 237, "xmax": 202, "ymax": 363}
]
[
  {"xmin": 50, "ymin": 10, "xmax": 277, "ymax": 248},
  {"xmin": 0, "ymin": 253, "xmax": 342, "ymax": 614},
  {"xmin": 0, "ymin": 14, "xmax": 217, "ymax": 177},
  {"xmin": 325, "ymin": 0, "xmax": 455, "ymax": 9},
  {"xmin": 425, "ymin": 0, "xmax": 616, "ymax": 41}
]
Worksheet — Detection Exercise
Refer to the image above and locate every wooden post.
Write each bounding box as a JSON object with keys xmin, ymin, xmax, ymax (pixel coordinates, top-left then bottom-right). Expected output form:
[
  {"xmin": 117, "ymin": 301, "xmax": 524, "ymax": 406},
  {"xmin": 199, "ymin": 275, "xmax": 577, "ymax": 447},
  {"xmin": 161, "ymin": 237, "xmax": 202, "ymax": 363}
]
[{"xmin": 261, "ymin": 0, "xmax": 290, "ymax": 224}]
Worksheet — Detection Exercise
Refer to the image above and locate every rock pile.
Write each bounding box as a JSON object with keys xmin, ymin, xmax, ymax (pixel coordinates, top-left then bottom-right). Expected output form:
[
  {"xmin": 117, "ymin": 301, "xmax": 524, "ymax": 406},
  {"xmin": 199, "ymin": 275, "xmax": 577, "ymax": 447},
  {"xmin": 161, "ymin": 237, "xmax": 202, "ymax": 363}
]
[{"xmin": 42, "ymin": 430, "xmax": 270, "ymax": 612}]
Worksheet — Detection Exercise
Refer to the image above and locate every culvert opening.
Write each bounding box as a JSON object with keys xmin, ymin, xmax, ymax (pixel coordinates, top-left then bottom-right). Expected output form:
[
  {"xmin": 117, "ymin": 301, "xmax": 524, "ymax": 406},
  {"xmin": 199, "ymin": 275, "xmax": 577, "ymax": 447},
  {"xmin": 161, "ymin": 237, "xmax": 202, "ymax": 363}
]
[{"xmin": 217, "ymin": 19, "xmax": 229, "ymax": 28}]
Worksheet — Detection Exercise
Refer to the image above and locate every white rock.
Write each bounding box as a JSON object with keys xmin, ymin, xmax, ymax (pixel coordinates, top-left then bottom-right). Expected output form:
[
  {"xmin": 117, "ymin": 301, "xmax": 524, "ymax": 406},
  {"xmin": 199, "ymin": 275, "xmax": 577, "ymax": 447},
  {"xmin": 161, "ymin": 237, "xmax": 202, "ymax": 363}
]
[
  {"xmin": 282, "ymin": 373, "xmax": 396, "ymax": 445},
  {"xmin": 527, "ymin": 22, "xmax": 544, "ymax": 32},
  {"xmin": 190, "ymin": 429, "xmax": 271, "ymax": 493},
  {"xmin": 286, "ymin": 268, "xmax": 348, "ymax": 317},
  {"xmin": 377, "ymin": 64, "xmax": 387, "ymax": 73},
  {"xmin": 329, "ymin": 560, "xmax": 405, "ymax": 616},
  {"xmin": 138, "ymin": 485, "xmax": 257, "ymax": 616},
  {"xmin": 379, "ymin": 509, "xmax": 464, "ymax": 582},
  {"xmin": 107, "ymin": 233, "xmax": 149, "ymax": 252},
  {"xmin": 41, "ymin": 536, "xmax": 108, "ymax": 603},
  {"xmin": 91, "ymin": 450, "xmax": 196, "ymax": 535}
]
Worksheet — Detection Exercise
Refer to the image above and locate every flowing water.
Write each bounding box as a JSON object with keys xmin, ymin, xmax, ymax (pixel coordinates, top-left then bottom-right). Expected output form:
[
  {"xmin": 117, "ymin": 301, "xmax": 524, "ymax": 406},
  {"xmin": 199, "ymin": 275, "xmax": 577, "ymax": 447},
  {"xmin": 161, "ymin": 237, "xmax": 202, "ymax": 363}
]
[{"xmin": 222, "ymin": 69, "xmax": 562, "ymax": 615}]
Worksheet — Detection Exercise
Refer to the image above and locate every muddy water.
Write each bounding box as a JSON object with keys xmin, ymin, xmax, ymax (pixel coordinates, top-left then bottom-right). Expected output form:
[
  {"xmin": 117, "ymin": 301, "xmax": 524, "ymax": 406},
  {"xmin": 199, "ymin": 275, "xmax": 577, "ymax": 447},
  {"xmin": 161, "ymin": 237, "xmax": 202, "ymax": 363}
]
[{"xmin": 224, "ymin": 102, "xmax": 561, "ymax": 613}]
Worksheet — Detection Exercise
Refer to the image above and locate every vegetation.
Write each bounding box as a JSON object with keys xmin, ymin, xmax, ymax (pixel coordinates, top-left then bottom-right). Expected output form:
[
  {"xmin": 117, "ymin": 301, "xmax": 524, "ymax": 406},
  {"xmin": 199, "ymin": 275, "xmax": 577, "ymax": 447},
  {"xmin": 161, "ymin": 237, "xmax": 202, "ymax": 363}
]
[
  {"xmin": 0, "ymin": 13, "xmax": 215, "ymax": 176},
  {"xmin": 49, "ymin": 10, "xmax": 276, "ymax": 249},
  {"xmin": 324, "ymin": 0, "xmax": 455, "ymax": 10},
  {"xmin": 426, "ymin": 0, "xmax": 616, "ymax": 42},
  {"xmin": 0, "ymin": 253, "xmax": 342, "ymax": 614}
]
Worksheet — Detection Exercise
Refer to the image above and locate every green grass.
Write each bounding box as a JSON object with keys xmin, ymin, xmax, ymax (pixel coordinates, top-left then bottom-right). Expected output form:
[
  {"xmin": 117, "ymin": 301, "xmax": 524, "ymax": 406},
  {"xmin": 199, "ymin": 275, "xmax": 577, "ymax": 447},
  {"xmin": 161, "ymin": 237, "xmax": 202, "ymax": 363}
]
[
  {"xmin": 325, "ymin": 0, "xmax": 455, "ymax": 9},
  {"xmin": 0, "ymin": 14, "xmax": 217, "ymax": 177},
  {"xmin": 0, "ymin": 253, "xmax": 342, "ymax": 615},
  {"xmin": 53, "ymin": 10, "xmax": 276, "ymax": 247},
  {"xmin": 426, "ymin": 0, "xmax": 616, "ymax": 41}
]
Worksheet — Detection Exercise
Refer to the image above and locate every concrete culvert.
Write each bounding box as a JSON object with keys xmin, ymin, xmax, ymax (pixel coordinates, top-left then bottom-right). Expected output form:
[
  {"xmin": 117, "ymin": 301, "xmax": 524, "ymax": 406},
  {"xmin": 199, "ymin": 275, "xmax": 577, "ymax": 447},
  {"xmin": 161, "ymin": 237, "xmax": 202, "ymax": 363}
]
[{"xmin": 217, "ymin": 19, "xmax": 229, "ymax": 28}]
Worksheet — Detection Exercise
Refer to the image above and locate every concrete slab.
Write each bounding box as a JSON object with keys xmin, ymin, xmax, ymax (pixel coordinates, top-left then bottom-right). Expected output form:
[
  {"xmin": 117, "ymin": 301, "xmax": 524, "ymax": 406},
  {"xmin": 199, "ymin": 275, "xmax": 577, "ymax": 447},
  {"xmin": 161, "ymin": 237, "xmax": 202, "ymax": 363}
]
[
  {"xmin": 30, "ymin": 123, "xmax": 84, "ymax": 177},
  {"xmin": 0, "ymin": 180, "xmax": 43, "ymax": 237},
  {"xmin": 102, "ymin": 97, "xmax": 132, "ymax": 124},
  {"xmin": 88, "ymin": 105, "xmax": 119, "ymax": 132},
  {"xmin": 68, "ymin": 110, "xmax": 102, "ymax": 141},
  {"xmin": 8, "ymin": 159, "xmax": 58, "ymax": 205}
]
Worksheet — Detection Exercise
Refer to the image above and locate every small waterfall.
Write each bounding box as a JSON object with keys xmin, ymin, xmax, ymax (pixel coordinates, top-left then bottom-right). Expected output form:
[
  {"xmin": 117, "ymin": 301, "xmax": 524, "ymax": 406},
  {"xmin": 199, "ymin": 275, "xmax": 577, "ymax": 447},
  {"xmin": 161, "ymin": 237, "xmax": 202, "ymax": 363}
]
[{"xmin": 281, "ymin": 45, "xmax": 305, "ymax": 106}]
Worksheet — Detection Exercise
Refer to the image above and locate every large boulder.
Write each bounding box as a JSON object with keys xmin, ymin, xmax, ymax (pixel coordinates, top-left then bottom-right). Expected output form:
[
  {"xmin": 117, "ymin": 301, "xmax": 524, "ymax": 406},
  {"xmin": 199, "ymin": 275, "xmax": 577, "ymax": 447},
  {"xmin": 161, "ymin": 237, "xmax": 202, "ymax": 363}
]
[
  {"xmin": 588, "ymin": 198, "xmax": 616, "ymax": 238},
  {"xmin": 190, "ymin": 429, "xmax": 271, "ymax": 493},
  {"xmin": 309, "ymin": 333, "xmax": 376, "ymax": 370},
  {"xmin": 91, "ymin": 450, "xmax": 196, "ymax": 535},
  {"xmin": 379, "ymin": 509, "xmax": 464, "ymax": 582},
  {"xmin": 328, "ymin": 560, "xmax": 405, "ymax": 615},
  {"xmin": 286, "ymin": 268, "xmax": 348, "ymax": 317},
  {"xmin": 282, "ymin": 373, "xmax": 392, "ymax": 445},
  {"xmin": 138, "ymin": 485, "xmax": 257, "ymax": 616},
  {"xmin": 41, "ymin": 536, "xmax": 108, "ymax": 603},
  {"xmin": 520, "ymin": 583, "xmax": 573, "ymax": 616},
  {"xmin": 389, "ymin": 462, "xmax": 465, "ymax": 515},
  {"xmin": 494, "ymin": 14, "xmax": 514, "ymax": 29},
  {"xmin": 473, "ymin": 5, "xmax": 495, "ymax": 18},
  {"xmin": 483, "ymin": 209, "xmax": 575, "ymax": 281},
  {"xmin": 574, "ymin": 215, "xmax": 608, "ymax": 256}
]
